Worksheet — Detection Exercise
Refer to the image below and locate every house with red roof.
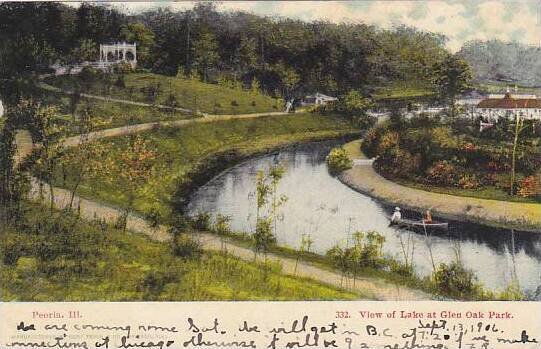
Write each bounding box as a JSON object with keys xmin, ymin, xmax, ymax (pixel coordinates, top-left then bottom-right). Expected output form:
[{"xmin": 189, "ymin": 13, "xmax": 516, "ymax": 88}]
[{"xmin": 475, "ymin": 92, "xmax": 541, "ymax": 121}]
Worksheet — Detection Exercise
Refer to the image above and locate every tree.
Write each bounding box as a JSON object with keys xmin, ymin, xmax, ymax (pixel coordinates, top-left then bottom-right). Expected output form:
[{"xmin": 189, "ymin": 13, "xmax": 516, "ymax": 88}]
[
  {"xmin": 268, "ymin": 166, "xmax": 287, "ymax": 237},
  {"xmin": 30, "ymin": 104, "xmax": 66, "ymax": 213},
  {"xmin": 253, "ymin": 169, "xmax": 271, "ymax": 260},
  {"xmin": 294, "ymin": 233, "xmax": 313, "ymax": 275},
  {"xmin": 509, "ymin": 114, "xmax": 529, "ymax": 196},
  {"xmin": 326, "ymin": 245, "xmax": 349, "ymax": 287},
  {"xmin": 340, "ymin": 90, "xmax": 375, "ymax": 128},
  {"xmin": 120, "ymin": 22, "xmax": 155, "ymax": 67},
  {"xmin": 272, "ymin": 62, "xmax": 300, "ymax": 98},
  {"xmin": 70, "ymin": 39, "xmax": 98, "ymax": 63},
  {"xmin": 252, "ymin": 166, "xmax": 286, "ymax": 263},
  {"xmin": 213, "ymin": 213, "xmax": 231, "ymax": 254},
  {"xmin": 0, "ymin": 117, "xmax": 30, "ymax": 224},
  {"xmin": 237, "ymin": 35, "xmax": 258, "ymax": 74},
  {"xmin": 112, "ymin": 135, "xmax": 157, "ymax": 230},
  {"xmin": 431, "ymin": 54, "xmax": 472, "ymax": 118},
  {"xmin": 193, "ymin": 30, "xmax": 219, "ymax": 82},
  {"xmin": 343, "ymin": 90, "xmax": 373, "ymax": 115},
  {"xmin": 59, "ymin": 108, "xmax": 106, "ymax": 210}
]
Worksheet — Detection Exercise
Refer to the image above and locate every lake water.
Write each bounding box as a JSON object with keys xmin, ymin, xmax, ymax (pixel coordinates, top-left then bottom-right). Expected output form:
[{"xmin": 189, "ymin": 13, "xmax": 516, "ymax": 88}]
[{"xmin": 187, "ymin": 142, "xmax": 541, "ymax": 294}]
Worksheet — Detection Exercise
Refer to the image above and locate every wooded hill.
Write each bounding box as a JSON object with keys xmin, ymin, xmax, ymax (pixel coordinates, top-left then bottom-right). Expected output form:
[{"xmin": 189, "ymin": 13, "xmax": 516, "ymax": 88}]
[
  {"xmin": 0, "ymin": 2, "xmax": 450, "ymax": 99},
  {"xmin": 459, "ymin": 40, "xmax": 541, "ymax": 87}
]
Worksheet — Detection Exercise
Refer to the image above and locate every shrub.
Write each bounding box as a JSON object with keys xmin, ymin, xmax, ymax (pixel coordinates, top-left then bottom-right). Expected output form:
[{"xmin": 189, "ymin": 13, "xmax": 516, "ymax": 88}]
[
  {"xmin": 114, "ymin": 75, "xmax": 126, "ymax": 88},
  {"xmin": 325, "ymin": 147, "xmax": 353, "ymax": 175},
  {"xmin": 481, "ymin": 173, "xmax": 498, "ymax": 186},
  {"xmin": 361, "ymin": 127, "xmax": 381, "ymax": 158},
  {"xmin": 231, "ymin": 100, "xmax": 239, "ymax": 107},
  {"xmin": 251, "ymin": 101, "xmax": 256, "ymax": 107},
  {"xmin": 165, "ymin": 93, "xmax": 178, "ymax": 108},
  {"xmin": 497, "ymin": 281, "xmax": 524, "ymax": 301},
  {"xmin": 426, "ymin": 160, "xmax": 457, "ymax": 186},
  {"xmin": 376, "ymin": 148, "xmax": 419, "ymax": 179},
  {"xmin": 212, "ymin": 214, "xmax": 231, "ymax": 236},
  {"xmin": 171, "ymin": 233, "xmax": 201, "ymax": 259},
  {"xmin": 517, "ymin": 175, "xmax": 541, "ymax": 198},
  {"xmin": 388, "ymin": 259, "xmax": 414, "ymax": 277},
  {"xmin": 432, "ymin": 261, "xmax": 483, "ymax": 299},
  {"xmin": 192, "ymin": 212, "xmax": 211, "ymax": 231},
  {"xmin": 376, "ymin": 131, "xmax": 400, "ymax": 155},
  {"xmin": 457, "ymin": 173, "xmax": 479, "ymax": 189},
  {"xmin": 139, "ymin": 269, "xmax": 178, "ymax": 300},
  {"xmin": 2, "ymin": 235, "xmax": 25, "ymax": 265}
]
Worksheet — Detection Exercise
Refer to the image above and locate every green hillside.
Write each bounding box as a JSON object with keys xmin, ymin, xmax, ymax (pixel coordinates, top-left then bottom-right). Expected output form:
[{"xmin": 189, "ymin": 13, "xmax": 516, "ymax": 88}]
[{"xmin": 47, "ymin": 72, "xmax": 284, "ymax": 115}]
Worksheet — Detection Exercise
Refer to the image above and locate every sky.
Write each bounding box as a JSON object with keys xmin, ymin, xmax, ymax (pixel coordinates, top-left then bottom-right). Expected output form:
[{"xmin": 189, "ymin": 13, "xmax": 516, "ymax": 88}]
[{"xmin": 84, "ymin": 1, "xmax": 540, "ymax": 52}]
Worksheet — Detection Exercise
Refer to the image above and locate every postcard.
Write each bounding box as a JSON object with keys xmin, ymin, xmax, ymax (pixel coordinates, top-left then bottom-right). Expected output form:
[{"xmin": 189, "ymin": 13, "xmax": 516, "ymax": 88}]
[{"xmin": 0, "ymin": 1, "xmax": 540, "ymax": 348}]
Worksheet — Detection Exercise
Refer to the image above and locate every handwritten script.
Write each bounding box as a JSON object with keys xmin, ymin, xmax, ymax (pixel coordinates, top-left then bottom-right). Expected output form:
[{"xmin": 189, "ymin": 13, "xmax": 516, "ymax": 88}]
[{"xmin": 1, "ymin": 303, "xmax": 539, "ymax": 349}]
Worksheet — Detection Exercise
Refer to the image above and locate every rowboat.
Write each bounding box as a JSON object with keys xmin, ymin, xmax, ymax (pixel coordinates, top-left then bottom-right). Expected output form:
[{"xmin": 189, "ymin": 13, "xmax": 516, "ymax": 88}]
[{"xmin": 389, "ymin": 217, "xmax": 449, "ymax": 232}]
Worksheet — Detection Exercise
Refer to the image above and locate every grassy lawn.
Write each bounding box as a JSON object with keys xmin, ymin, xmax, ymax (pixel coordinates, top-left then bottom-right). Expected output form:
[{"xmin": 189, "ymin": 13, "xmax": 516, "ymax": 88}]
[
  {"xmin": 47, "ymin": 72, "xmax": 283, "ymax": 115},
  {"xmin": 52, "ymin": 96, "xmax": 193, "ymax": 134},
  {"xmin": 475, "ymin": 81, "xmax": 540, "ymax": 94},
  {"xmin": 372, "ymin": 83, "xmax": 433, "ymax": 100},
  {"xmin": 54, "ymin": 113, "xmax": 358, "ymax": 217},
  {"xmin": 389, "ymin": 177, "xmax": 540, "ymax": 204},
  {"xmin": 1, "ymin": 203, "xmax": 357, "ymax": 301}
]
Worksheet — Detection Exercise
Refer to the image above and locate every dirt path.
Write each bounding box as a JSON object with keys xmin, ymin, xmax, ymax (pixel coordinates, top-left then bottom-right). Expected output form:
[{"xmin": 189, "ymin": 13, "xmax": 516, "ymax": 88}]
[
  {"xmin": 14, "ymin": 130, "xmax": 431, "ymax": 301},
  {"xmin": 340, "ymin": 140, "xmax": 541, "ymax": 232}
]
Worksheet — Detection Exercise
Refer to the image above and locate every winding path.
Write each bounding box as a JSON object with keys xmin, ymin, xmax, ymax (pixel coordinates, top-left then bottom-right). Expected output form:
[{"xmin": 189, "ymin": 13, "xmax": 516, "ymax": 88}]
[
  {"xmin": 14, "ymin": 122, "xmax": 431, "ymax": 301},
  {"xmin": 340, "ymin": 140, "xmax": 541, "ymax": 232}
]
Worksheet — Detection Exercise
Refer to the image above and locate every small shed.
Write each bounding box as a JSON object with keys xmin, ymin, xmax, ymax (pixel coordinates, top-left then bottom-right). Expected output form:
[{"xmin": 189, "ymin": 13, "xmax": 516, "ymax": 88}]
[{"xmin": 302, "ymin": 92, "xmax": 338, "ymax": 106}]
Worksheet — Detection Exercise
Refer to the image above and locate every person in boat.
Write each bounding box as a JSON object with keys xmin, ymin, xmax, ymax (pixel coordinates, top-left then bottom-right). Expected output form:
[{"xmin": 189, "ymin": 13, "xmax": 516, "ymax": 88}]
[
  {"xmin": 423, "ymin": 209, "xmax": 433, "ymax": 224},
  {"xmin": 390, "ymin": 207, "xmax": 402, "ymax": 223}
]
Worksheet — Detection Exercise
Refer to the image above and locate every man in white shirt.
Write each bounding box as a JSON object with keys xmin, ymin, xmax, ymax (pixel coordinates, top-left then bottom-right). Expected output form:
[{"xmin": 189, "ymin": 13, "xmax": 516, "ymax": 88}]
[{"xmin": 391, "ymin": 207, "xmax": 402, "ymax": 223}]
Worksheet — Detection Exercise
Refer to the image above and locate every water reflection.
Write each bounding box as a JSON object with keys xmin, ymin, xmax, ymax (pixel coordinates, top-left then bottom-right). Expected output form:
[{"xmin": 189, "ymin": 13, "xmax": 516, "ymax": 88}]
[{"xmin": 187, "ymin": 142, "xmax": 541, "ymax": 292}]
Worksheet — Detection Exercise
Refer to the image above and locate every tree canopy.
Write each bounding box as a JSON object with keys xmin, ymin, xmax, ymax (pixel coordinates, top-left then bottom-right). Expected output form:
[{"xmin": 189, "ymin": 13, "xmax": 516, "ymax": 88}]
[{"xmin": 1, "ymin": 2, "xmax": 459, "ymax": 99}]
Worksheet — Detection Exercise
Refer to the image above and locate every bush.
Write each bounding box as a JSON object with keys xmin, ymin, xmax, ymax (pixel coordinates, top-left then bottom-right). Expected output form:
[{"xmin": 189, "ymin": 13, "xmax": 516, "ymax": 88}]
[
  {"xmin": 361, "ymin": 127, "xmax": 382, "ymax": 158},
  {"xmin": 388, "ymin": 259, "xmax": 414, "ymax": 277},
  {"xmin": 165, "ymin": 93, "xmax": 178, "ymax": 108},
  {"xmin": 325, "ymin": 147, "xmax": 353, "ymax": 175},
  {"xmin": 139, "ymin": 269, "xmax": 178, "ymax": 300},
  {"xmin": 517, "ymin": 175, "xmax": 541, "ymax": 198},
  {"xmin": 376, "ymin": 148, "xmax": 419, "ymax": 179},
  {"xmin": 231, "ymin": 100, "xmax": 239, "ymax": 107},
  {"xmin": 432, "ymin": 261, "xmax": 483, "ymax": 299},
  {"xmin": 426, "ymin": 160, "xmax": 457, "ymax": 186},
  {"xmin": 457, "ymin": 173, "xmax": 480, "ymax": 189},
  {"xmin": 114, "ymin": 75, "xmax": 126, "ymax": 88},
  {"xmin": 192, "ymin": 212, "xmax": 211, "ymax": 231},
  {"xmin": 376, "ymin": 131, "xmax": 400, "ymax": 155},
  {"xmin": 171, "ymin": 233, "xmax": 201, "ymax": 259}
]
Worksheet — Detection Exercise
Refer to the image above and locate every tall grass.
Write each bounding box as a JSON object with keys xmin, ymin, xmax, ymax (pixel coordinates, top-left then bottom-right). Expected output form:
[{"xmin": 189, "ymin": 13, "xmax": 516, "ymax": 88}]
[{"xmin": 0, "ymin": 202, "xmax": 356, "ymax": 301}]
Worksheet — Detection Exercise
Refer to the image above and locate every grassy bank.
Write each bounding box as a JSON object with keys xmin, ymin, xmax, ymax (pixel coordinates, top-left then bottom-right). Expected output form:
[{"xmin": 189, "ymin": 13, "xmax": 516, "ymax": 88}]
[
  {"xmin": 53, "ymin": 113, "xmax": 358, "ymax": 217},
  {"xmin": 46, "ymin": 72, "xmax": 282, "ymax": 115},
  {"xmin": 0, "ymin": 203, "xmax": 357, "ymax": 301},
  {"xmin": 388, "ymin": 177, "xmax": 539, "ymax": 203}
]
